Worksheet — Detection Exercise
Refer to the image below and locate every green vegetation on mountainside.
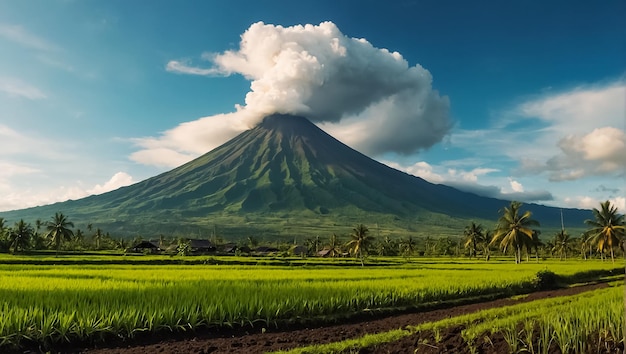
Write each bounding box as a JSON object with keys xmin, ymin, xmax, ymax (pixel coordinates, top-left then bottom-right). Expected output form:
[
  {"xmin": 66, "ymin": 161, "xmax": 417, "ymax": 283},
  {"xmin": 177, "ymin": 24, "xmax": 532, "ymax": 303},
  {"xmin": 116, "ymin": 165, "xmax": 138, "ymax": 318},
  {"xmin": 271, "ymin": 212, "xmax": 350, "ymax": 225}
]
[{"xmin": 0, "ymin": 115, "xmax": 590, "ymax": 239}]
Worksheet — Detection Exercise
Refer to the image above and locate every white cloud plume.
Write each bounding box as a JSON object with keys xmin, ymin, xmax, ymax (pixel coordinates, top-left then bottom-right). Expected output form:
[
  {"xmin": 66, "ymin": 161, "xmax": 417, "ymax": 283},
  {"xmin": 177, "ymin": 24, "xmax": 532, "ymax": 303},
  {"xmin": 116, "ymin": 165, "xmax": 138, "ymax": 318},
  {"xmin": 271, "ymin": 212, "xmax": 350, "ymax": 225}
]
[{"xmin": 134, "ymin": 21, "xmax": 452, "ymax": 167}]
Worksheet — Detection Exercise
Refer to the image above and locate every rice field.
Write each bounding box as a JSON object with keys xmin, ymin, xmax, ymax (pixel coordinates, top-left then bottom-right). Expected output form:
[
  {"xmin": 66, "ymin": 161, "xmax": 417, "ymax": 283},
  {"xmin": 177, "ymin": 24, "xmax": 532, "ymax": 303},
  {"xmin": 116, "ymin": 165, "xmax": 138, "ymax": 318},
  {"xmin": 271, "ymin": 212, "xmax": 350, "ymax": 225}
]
[
  {"xmin": 0, "ymin": 257, "xmax": 621, "ymax": 351},
  {"xmin": 278, "ymin": 282, "xmax": 623, "ymax": 354}
]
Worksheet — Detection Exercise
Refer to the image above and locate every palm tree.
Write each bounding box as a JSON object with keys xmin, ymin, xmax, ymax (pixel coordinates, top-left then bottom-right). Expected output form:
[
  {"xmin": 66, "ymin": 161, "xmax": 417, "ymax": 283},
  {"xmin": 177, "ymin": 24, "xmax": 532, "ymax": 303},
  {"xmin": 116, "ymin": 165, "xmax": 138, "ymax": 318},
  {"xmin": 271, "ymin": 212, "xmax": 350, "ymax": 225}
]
[
  {"xmin": 527, "ymin": 230, "xmax": 543, "ymax": 262},
  {"xmin": 584, "ymin": 200, "xmax": 625, "ymax": 263},
  {"xmin": 483, "ymin": 230, "xmax": 493, "ymax": 261},
  {"xmin": 31, "ymin": 218, "xmax": 47, "ymax": 250},
  {"xmin": 490, "ymin": 201, "xmax": 540, "ymax": 264},
  {"xmin": 45, "ymin": 212, "xmax": 74, "ymax": 256},
  {"xmin": 313, "ymin": 235, "xmax": 322, "ymax": 254},
  {"xmin": 424, "ymin": 236, "xmax": 431, "ymax": 256},
  {"xmin": 8, "ymin": 219, "xmax": 34, "ymax": 254},
  {"xmin": 74, "ymin": 229, "xmax": 84, "ymax": 249},
  {"xmin": 399, "ymin": 236, "xmax": 416, "ymax": 259},
  {"xmin": 436, "ymin": 237, "xmax": 455, "ymax": 256},
  {"xmin": 0, "ymin": 217, "xmax": 7, "ymax": 240},
  {"xmin": 579, "ymin": 232, "xmax": 593, "ymax": 260},
  {"xmin": 327, "ymin": 233, "xmax": 342, "ymax": 257},
  {"xmin": 115, "ymin": 238, "xmax": 129, "ymax": 251},
  {"xmin": 346, "ymin": 224, "xmax": 374, "ymax": 266},
  {"xmin": 463, "ymin": 222, "xmax": 485, "ymax": 258},
  {"xmin": 551, "ymin": 230, "xmax": 571, "ymax": 261},
  {"xmin": 0, "ymin": 217, "xmax": 8, "ymax": 252},
  {"xmin": 376, "ymin": 236, "xmax": 397, "ymax": 256},
  {"xmin": 93, "ymin": 228, "xmax": 104, "ymax": 250}
]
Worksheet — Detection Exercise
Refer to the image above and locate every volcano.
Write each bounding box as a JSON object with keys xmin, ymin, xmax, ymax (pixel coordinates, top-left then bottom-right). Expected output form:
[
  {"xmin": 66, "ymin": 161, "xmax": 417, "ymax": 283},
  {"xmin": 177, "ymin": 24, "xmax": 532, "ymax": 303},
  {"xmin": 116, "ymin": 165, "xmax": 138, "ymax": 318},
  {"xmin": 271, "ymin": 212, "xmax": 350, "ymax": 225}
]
[{"xmin": 0, "ymin": 114, "xmax": 589, "ymax": 239}]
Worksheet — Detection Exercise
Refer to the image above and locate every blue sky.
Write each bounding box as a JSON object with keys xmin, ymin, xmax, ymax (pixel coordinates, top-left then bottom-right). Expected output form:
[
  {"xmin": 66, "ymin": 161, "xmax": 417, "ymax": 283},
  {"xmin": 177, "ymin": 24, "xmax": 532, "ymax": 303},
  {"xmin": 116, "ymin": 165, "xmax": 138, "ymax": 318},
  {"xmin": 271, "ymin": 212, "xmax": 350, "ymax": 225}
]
[{"xmin": 0, "ymin": 0, "xmax": 624, "ymax": 213}]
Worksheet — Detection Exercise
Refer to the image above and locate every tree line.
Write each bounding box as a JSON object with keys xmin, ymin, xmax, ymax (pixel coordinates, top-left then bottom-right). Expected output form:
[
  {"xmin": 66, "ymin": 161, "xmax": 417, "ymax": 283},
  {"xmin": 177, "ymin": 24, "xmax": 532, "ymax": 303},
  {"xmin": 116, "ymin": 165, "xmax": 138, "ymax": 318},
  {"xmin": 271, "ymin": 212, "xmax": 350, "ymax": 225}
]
[
  {"xmin": 301, "ymin": 200, "xmax": 624, "ymax": 265},
  {"xmin": 461, "ymin": 200, "xmax": 624, "ymax": 264},
  {"xmin": 0, "ymin": 212, "xmax": 122, "ymax": 255},
  {"xmin": 0, "ymin": 201, "xmax": 623, "ymax": 264}
]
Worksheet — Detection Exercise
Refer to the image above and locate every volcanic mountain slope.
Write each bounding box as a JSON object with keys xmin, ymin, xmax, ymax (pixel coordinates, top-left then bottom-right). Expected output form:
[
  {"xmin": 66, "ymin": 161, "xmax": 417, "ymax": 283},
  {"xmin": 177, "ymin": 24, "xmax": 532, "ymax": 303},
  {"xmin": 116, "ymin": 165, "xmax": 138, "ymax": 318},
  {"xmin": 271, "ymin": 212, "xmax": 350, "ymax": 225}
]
[{"xmin": 1, "ymin": 114, "xmax": 589, "ymax": 238}]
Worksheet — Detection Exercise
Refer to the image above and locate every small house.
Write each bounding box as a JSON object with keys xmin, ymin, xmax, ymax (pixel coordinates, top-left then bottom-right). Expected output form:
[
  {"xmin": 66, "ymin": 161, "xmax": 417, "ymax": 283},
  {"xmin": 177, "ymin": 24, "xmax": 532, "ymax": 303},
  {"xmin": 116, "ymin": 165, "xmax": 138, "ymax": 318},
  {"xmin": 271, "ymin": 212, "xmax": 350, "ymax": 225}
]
[
  {"xmin": 129, "ymin": 241, "xmax": 161, "ymax": 254},
  {"xmin": 254, "ymin": 246, "xmax": 279, "ymax": 254},
  {"xmin": 317, "ymin": 248, "xmax": 332, "ymax": 257},
  {"xmin": 289, "ymin": 245, "xmax": 308, "ymax": 256},
  {"xmin": 188, "ymin": 239, "xmax": 216, "ymax": 254}
]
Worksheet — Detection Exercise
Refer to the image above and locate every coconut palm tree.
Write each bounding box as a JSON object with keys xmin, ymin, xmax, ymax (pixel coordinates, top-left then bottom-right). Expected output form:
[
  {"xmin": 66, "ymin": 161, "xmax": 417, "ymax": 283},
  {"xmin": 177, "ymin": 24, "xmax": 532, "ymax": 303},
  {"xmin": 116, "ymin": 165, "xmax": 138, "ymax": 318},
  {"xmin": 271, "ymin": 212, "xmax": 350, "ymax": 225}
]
[
  {"xmin": 482, "ymin": 230, "xmax": 493, "ymax": 261},
  {"xmin": 0, "ymin": 217, "xmax": 7, "ymax": 240},
  {"xmin": 0, "ymin": 218, "xmax": 8, "ymax": 252},
  {"xmin": 579, "ymin": 232, "xmax": 593, "ymax": 260},
  {"xmin": 490, "ymin": 201, "xmax": 540, "ymax": 264},
  {"xmin": 463, "ymin": 222, "xmax": 485, "ymax": 258},
  {"xmin": 73, "ymin": 229, "xmax": 84, "ymax": 249},
  {"xmin": 45, "ymin": 212, "xmax": 74, "ymax": 256},
  {"xmin": 8, "ymin": 219, "xmax": 34, "ymax": 254},
  {"xmin": 115, "ymin": 238, "xmax": 129, "ymax": 251},
  {"xmin": 527, "ymin": 230, "xmax": 543, "ymax": 262},
  {"xmin": 92, "ymin": 228, "xmax": 104, "ymax": 250},
  {"xmin": 399, "ymin": 236, "xmax": 416, "ymax": 259},
  {"xmin": 584, "ymin": 200, "xmax": 625, "ymax": 263},
  {"xmin": 327, "ymin": 233, "xmax": 342, "ymax": 257},
  {"xmin": 551, "ymin": 230, "xmax": 571, "ymax": 261},
  {"xmin": 346, "ymin": 224, "xmax": 374, "ymax": 266},
  {"xmin": 376, "ymin": 236, "xmax": 397, "ymax": 256}
]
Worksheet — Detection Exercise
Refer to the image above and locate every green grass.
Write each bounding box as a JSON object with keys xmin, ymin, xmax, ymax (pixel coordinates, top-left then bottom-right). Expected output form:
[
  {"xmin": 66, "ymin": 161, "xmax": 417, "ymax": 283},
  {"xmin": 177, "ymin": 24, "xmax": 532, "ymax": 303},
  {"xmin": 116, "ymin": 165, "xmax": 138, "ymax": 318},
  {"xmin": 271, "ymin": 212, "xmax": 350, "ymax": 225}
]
[
  {"xmin": 0, "ymin": 258, "xmax": 620, "ymax": 351},
  {"xmin": 274, "ymin": 281, "xmax": 623, "ymax": 354}
]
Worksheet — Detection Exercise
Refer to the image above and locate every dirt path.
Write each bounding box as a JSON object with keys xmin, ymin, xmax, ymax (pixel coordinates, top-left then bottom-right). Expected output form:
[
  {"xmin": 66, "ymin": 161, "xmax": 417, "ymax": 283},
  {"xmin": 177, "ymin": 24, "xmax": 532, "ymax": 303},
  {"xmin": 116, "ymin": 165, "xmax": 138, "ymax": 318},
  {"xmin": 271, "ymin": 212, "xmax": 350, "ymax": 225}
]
[{"xmin": 76, "ymin": 283, "xmax": 609, "ymax": 354}]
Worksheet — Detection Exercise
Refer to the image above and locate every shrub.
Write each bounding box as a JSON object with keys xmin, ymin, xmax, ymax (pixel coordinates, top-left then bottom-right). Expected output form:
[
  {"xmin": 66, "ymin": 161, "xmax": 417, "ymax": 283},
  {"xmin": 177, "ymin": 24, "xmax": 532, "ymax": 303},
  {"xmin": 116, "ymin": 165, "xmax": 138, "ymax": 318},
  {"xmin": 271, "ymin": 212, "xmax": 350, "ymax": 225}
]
[{"xmin": 533, "ymin": 270, "xmax": 559, "ymax": 290}]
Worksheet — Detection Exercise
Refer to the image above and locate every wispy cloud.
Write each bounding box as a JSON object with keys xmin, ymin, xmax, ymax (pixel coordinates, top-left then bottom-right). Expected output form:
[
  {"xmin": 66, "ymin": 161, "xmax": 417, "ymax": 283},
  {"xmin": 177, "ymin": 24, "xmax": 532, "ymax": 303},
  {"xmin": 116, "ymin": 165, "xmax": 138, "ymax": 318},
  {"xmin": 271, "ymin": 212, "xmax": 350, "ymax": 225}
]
[
  {"xmin": 0, "ymin": 124, "xmax": 53, "ymax": 157},
  {"xmin": 452, "ymin": 80, "xmax": 626, "ymax": 181},
  {"xmin": 165, "ymin": 60, "xmax": 222, "ymax": 76},
  {"xmin": 0, "ymin": 161, "xmax": 39, "ymax": 179},
  {"xmin": 0, "ymin": 171, "xmax": 135, "ymax": 212},
  {"xmin": 385, "ymin": 160, "xmax": 554, "ymax": 203},
  {"xmin": 514, "ymin": 82, "xmax": 626, "ymax": 181},
  {"xmin": 0, "ymin": 23, "xmax": 59, "ymax": 52},
  {"xmin": 0, "ymin": 77, "xmax": 47, "ymax": 100}
]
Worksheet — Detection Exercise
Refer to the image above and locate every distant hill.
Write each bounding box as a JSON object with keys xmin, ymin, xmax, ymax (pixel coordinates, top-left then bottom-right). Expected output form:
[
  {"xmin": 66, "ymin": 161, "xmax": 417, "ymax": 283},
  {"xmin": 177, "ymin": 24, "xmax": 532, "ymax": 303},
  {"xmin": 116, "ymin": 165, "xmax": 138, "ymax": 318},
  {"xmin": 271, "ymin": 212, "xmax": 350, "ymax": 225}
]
[{"xmin": 0, "ymin": 114, "xmax": 590, "ymax": 239}]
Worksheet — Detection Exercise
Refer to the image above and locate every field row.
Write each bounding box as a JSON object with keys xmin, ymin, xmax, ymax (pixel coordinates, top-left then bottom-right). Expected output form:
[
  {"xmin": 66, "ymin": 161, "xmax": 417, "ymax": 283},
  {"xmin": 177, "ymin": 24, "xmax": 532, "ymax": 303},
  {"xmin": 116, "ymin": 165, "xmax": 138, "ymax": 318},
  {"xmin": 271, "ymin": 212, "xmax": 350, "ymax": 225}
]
[
  {"xmin": 0, "ymin": 259, "xmax": 621, "ymax": 351},
  {"xmin": 277, "ymin": 282, "xmax": 623, "ymax": 353}
]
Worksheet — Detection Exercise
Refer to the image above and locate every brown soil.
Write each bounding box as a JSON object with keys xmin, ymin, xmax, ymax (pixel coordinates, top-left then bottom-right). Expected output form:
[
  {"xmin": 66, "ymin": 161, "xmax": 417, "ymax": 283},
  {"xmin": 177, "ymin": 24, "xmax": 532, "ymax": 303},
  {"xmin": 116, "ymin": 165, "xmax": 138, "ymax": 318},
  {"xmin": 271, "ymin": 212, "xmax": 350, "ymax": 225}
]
[{"xmin": 67, "ymin": 282, "xmax": 615, "ymax": 354}]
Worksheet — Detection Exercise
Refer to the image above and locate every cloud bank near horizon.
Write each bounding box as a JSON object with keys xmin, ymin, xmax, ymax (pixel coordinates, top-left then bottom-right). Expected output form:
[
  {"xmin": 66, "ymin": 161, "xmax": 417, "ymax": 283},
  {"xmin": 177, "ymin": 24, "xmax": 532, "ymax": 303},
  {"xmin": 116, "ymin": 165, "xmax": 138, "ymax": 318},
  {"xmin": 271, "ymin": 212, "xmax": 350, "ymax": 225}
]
[
  {"xmin": 132, "ymin": 21, "xmax": 452, "ymax": 167},
  {"xmin": 0, "ymin": 171, "xmax": 134, "ymax": 212}
]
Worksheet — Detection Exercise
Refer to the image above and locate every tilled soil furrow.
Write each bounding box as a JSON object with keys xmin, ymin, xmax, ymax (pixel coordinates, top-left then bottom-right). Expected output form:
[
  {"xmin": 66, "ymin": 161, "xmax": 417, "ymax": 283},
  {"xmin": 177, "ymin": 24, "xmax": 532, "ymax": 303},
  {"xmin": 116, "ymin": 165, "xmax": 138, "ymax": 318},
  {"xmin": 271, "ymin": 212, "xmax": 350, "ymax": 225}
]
[{"xmin": 78, "ymin": 282, "xmax": 608, "ymax": 354}]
